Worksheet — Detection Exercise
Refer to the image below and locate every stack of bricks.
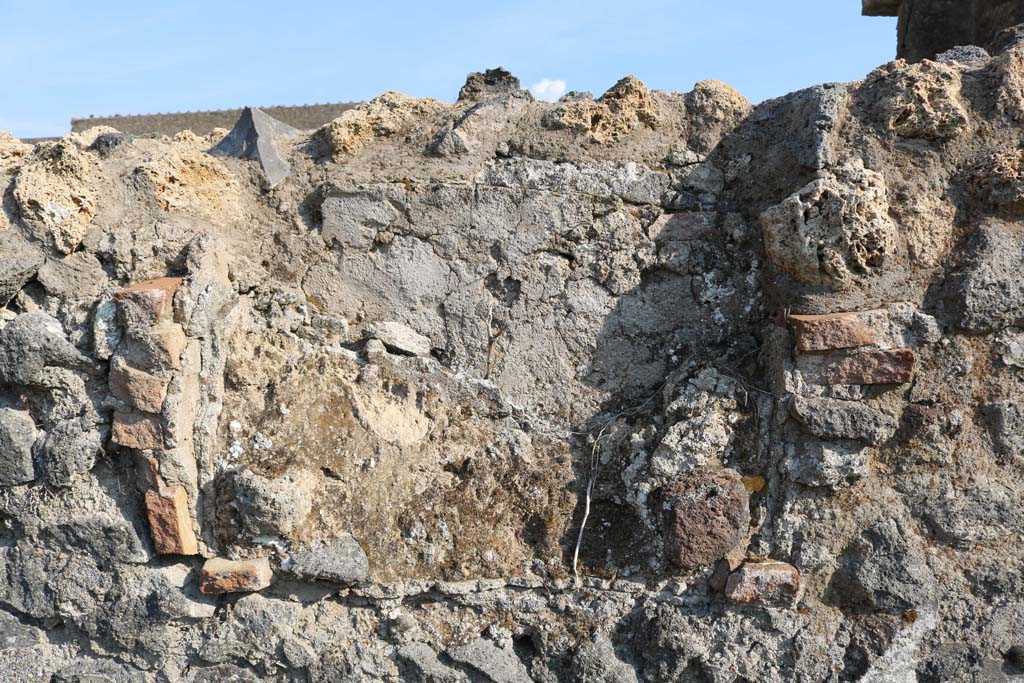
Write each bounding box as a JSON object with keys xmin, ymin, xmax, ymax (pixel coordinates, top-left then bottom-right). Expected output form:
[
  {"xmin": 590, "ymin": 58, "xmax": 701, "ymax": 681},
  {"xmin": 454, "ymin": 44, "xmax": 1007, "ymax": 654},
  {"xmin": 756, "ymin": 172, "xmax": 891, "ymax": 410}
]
[
  {"xmin": 788, "ymin": 308, "xmax": 916, "ymax": 386},
  {"xmin": 109, "ymin": 277, "xmax": 199, "ymax": 556}
]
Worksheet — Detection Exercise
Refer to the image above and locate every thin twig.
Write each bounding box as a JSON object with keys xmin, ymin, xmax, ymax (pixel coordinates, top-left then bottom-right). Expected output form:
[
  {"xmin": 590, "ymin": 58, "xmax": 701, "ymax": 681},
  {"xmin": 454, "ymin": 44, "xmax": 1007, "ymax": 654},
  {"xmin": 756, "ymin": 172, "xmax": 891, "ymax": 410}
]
[{"xmin": 571, "ymin": 372, "xmax": 678, "ymax": 587}]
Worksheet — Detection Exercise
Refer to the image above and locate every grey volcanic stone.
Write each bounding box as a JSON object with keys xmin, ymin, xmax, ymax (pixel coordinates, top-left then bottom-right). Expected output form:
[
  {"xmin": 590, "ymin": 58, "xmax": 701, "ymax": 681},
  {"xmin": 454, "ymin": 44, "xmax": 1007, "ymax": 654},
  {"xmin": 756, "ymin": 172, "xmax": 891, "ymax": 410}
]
[
  {"xmin": 232, "ymin": 469, "xmax": 312, "ymax": 537},
  {"xmin": 40, "ymin": 418, "xmax": 101, "ymax": 487},
  {"xmin": 0, "ymin": 610, "xmax": 40, "ymax": 649},
  {"xmin": 209, "ymin": 107, "xmax": 300, "ymax": 188},
  {"xmin": 286, "ymin": 534, "xmax": 369, "ymax": 584},
  {"xmin": 571, "ymin": 633, "xmax": 639, "ymax": 683},
  {"xmin": 51, "ymin": 659, "xmax": 145, "ymax": 683},
  {"xmin": 0, "ymin": 232, "xmax": 44, "ymax": 306},
  {"xmin": 0, "ymin": 311, "xmax": 87, "ymax": 385},
  {"xmin": 397, "ymin": 642, "xmax": 469, "ymax": 682},
  {"xmin": 784, "ymin": 437, "xmax": 869, "ymax": 487},
  {"xmin": 446, "ymin": 638, "xmax": 532, "ymax": 683},
  {"xmin": 830, "ymin": 518, "xmax": 935, "ymax": 613},
  {"xmin": 192, "ymin": 664, "xmax": 260, "ymax": 683},
  {"xmin": 0, "ymin": 407, "xmax": 36, "ymax": 485},
  {"xmin": 944, "ymin": 222, "xmax": 1024, "ymax": 333},
  {"xmin": 923, "ymin": 481, "xmax": 1024, "ymax": 548},
  {"xmin": 789, "ymin": 395, "xmax": 898, "ymax": 445},
  {"xmin": 983, "ymin": 400, "xmax": 1024, "ymax": 458},
  {"xmin": 457, "ymin": 68, "xmax": 524, "ymax": 102}
]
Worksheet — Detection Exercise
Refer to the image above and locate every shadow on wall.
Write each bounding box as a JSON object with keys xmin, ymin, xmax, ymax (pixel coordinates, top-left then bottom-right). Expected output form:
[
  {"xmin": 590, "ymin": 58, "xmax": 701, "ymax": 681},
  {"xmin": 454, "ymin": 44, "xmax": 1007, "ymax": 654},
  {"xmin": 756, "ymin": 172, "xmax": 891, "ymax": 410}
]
[{"xmin": 563, "ymin": 205, "xmax": 765, "ymax": 576}]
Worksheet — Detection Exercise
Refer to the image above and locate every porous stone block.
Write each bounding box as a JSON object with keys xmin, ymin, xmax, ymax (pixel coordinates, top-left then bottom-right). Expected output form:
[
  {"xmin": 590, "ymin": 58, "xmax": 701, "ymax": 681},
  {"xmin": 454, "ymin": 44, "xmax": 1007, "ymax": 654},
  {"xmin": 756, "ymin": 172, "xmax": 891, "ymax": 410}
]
[
  {"xmin": 232, "ymin": 469, "xmax": 312, "ymax": 537},
  {"xmin": 812, "ymin": 349, "xmax": 915, "ymax": 385},
  {"xmin": 199, "ymin": 557, "xmax": 273, "ymax": 594},
  {"xmin": 784, "ymin": 438, "xmax": 869, "ymax": 487},
  {"xmin": 0, "ymin": 407, "xmax": 37, "ymax": 485},
  {"xmin": 789, "ymin": 395, "xmax": 898, "ymax": 445},
  {"xmin": 661, "ymin": 469, "xmax": 750, "ymax": 569},
  {"xmin": 109, "ymin": 358, "xmax": 169, "ymax": 413},
  {"xmin": 831, "ymin": 519, "xmax": 935, "ymax": 612},
  {"xmin": 111, "ymin": 410, "xmax": 164, "ymax": 450},
  {"xmin": 285, "ymin": 534, "xmax": 369, "ymax": 584},
  {"xmin": 144, "ymin": 485, "xmax": 198, "ymax": 555},
  {"xmin": 983, "ymin": 400, "xmax": 1024, "ymax": 458},
  {"xmin": 725, "ymin": 560, "xmax": 800, "ymax": 607},
  {"xmin": 115, "ymin": 276, "xmax": 183, "ymax": 327},
  {"xmin": 788, "ymin": 309, "xmax": 888, "ymax": 352},
  {"xmin": 943, "ymin": 222, "xmax": 1024, "ymax": 333}
]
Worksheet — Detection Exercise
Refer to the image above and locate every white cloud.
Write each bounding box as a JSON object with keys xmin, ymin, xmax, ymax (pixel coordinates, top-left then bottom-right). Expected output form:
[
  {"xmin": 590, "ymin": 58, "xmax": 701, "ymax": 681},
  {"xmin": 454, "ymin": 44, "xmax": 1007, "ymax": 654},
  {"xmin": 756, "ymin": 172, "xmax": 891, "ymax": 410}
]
[{"xmin": 530, "ymin": 78, "xmax": 567, "ymax": 102}]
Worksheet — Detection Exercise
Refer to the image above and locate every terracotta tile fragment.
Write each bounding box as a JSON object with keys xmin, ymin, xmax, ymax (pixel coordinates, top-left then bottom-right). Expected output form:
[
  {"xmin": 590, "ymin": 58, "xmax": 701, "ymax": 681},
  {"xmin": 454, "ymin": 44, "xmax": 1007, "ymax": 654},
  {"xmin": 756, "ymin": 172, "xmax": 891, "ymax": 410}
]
[
  {"xmin": 144, "ymin": 485, "xmax": 198, "ymax": 555},
  {"xmin": 725, "ymin": 560, "xmax": 800, "ymax": 606},
  {"xmin": 111, "ymin": 410, "xmax": 164, "ymax": 450},
  {"xmin": 109, "ymin": 359, "xmax": 169, "ymax": 413},
  {"xmin": 199, "ymin": 557, "xmax": 273, "ymax": 594},
  {"xmin": 115, "ymin": 277, "xmax": 183, "ymax": 326},
  {"xmin": 788, "ymin": 309, "xmax": 888, "ymax": 352},
  {"xmin": 814, "ymin": 348, "xmax": 915, "ymax": 385}
]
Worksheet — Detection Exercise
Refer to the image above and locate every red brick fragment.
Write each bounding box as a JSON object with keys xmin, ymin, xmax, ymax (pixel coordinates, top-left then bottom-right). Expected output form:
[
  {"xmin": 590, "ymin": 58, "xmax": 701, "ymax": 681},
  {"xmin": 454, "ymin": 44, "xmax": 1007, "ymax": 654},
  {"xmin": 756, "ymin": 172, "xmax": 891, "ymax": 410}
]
[
  {"xmin": 788, "ymin": 309, "xmax": 888, "ymax": 352},
  {"xmin": 109, "ymin": 359, "xmax": 169, "ymax": 413},
  {"xmin": 115, "ymin": 277, "xmax": 183, "ymax": 326},
  {"xmin": 112, "ymin": 410, "xmax": 164, "ymax": 450},
  {"xmin": 725, "ymin": 560, "xmax": 800, "ymax": 607},
  {"xmin": 145, "ymin": 485, "xmax": 198, "ymax": 555},
  {"xmin": 200, "ymin": 557, "xmax": 273, "ymax": 594},
  {"xmin": 814, "ymin": 349, "xmax": 915, "ymax": 385}
]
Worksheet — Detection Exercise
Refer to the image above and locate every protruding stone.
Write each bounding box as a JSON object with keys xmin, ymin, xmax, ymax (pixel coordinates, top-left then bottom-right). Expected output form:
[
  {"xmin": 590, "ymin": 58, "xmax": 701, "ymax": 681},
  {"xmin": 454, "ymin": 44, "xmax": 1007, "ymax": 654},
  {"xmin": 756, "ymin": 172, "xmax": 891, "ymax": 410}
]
[
  {"xmin": 40, "ymin": 419, "xmax": 101, "ymax": 487},
  {"xmin": 784, "ymin": 437, "xmax": 870, "ymax": 487},
  {"xmin": 661, "ymin": 469, "xmax": 750, "ymax": 569},
  {"xmin": 285, "ymin": 534, "xmax": 369, "ymax": 584},
  {"xmin": 0, "ymin": 231, "xmax": 44, "ymax": 306},
  {"xmin": 725, "ymin": 560, "xmax": 801, "ymax": 607},
  {"xmin": 111, "ymin": 410, "xmax": 164, "ymax": 450},
  {"xmin": 0, "ymin": 310, "xmax": 89, "ymax": 385},
  {"xmin": 144, "ymin": 485, "xmax": 198, "ymax": 555},
  {"xmin": 92, "ymin": 299, "xmax": 122, "ymax": 360},
  {"xmin": 812, "ymin": 349, "xmax": 915, "ymax": 385},
  {"xmin": 115, "ymin": 277, "xmax": 183, "ymax": 328},
  {"xmin": 447, "ymin": 638, "xmax": 533, "ymax": 683},
  {"xmin": 369, "ymin": 321, "xmax": 432, "ymax": 357},
  {"xmin": 944, "ymin": 222, "xmax": 1024, "ymax": 334},
  {"xmin": 109, "ymin": 358, "xmax": 169, "ymax": 413},
  {"xmin": 789, "ymin": 395, "xmax": 898, "ymax": 445},
  {"xmin": 232, "ymin": 469, "xmax": 312, "ymax": 537},
  {"xmin": 983, "ymin": 400, "xmax": 1024, "ymax": 458},
  {"xmin": 0, "ymin": 407, "xmax": 37, "ymax": 485},
  {"xmin": 788, "ymin": 309, "xmax": 888, "ymax": 352},
  {"xmin": 209, "ymin": 107, "xmax": 301, "ymax": 188},
  {"xmin": 830, "ymin": 519, "xmax": 935, "ymax": 612},
  {"xmin": 457, "ymin": 67, "xmax": 523, "ymax": 102},
  {"xmin": 199, "ymin": 557, "xmax": 273, "ymax": 594}
]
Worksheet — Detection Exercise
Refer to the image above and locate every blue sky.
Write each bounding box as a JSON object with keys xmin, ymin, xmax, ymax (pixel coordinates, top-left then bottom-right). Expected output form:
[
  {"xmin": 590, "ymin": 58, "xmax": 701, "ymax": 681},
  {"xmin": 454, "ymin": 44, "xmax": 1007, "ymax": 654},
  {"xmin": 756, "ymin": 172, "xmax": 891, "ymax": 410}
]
[{"xmin": 0, "ymin": 1, "xmax": 897, "ymax": 138}]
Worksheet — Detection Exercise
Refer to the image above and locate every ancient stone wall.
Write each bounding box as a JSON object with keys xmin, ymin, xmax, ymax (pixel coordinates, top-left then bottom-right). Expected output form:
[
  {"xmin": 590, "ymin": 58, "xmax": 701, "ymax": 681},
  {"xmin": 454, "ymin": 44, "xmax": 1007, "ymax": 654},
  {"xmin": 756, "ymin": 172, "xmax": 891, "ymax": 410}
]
[{"xmin": 2, "ymin": 28, "xmax": 1024, "ymax": 683}]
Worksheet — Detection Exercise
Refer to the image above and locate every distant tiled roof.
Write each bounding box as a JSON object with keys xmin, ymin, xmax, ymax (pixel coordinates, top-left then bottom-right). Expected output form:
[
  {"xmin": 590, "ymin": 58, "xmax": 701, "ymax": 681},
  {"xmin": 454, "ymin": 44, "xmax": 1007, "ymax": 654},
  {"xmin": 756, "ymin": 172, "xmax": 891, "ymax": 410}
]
[{"xmin": 70, "ymin": 102, "xmax": 360, "ymax": 135}]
